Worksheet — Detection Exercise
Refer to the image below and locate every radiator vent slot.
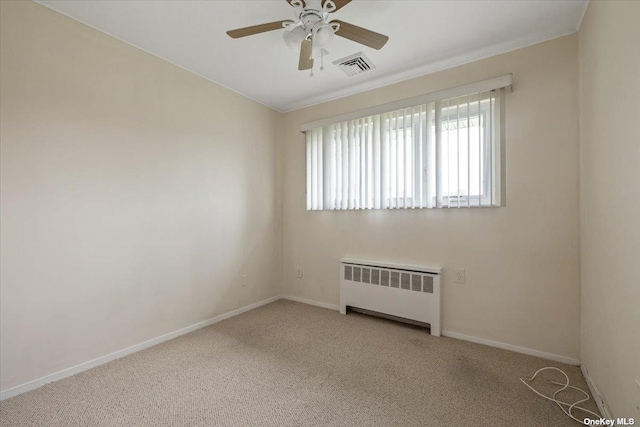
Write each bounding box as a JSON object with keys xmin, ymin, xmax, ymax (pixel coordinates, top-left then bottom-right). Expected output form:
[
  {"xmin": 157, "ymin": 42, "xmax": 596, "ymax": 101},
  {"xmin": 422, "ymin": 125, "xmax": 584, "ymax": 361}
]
[
  {"xmin": 381, "ymin": 270, "xmax": 390, "ymax": 286},
  {"xmin": 401, "ymin": 273, "xmax": 411, "ymax": 290},
  {"xmin": 371, "ymin": 269, "xmax": 380, "ymax": 285},
  {"xmin": 362, "ymin": 268, "xmax": 370, "ymax": 284},
  {"xmin": 411, "ymin": 274, "xmax": 422, "ymax": 292},
  {"xmin": 333, "ymin": 52, "xmax": 375, "ymax": 77},
  {"xmin": 353, "ymin": 267, "xmax": 361, "ymax": 282},
  {"xmin": 390, "ymin": 271, "xmax": 400, "ymax": 288},
  {"xmin": 423, "ymin": 276, "xmax": 434, "ymax": 293},
  {"xmin": 344, "ymin": 266, "xmax": 352, "ymax": 281}
]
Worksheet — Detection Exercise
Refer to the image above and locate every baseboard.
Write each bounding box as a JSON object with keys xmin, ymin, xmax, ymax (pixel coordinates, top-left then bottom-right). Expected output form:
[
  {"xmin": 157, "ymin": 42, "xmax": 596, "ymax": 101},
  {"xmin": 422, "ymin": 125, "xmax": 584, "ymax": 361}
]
[
  {"xmin": 0, "ymin": 295, "xmax": 580, "ymax": 400},
  {"xmin": 0, "ymin": 295, "xmax": 281, "ymax": 401},
  {"xmin": 282, "ymin": 295, "xmax": 580, "ymax": 366},
  {"xmin": 280, "ymin": 295, "xmax": 340, "ymax": 312},
  {"xmin": 580, "ymin": 364, "xmax": 612, "ymax": 418},
  {"xmin": 441, "ymin": 330, "xmax": 580, "ymax": 366}
]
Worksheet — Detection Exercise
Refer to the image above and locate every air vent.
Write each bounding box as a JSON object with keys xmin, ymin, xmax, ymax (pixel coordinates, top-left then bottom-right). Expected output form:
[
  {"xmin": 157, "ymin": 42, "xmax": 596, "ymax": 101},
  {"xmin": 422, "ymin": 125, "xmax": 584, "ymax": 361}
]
[
  {"xmin": 333, "ymin": 52, "xmax": 375, "ymax": 77},
  {"xmin": 401, "ymin": 273, "xmax": 411, "ymax": 290},
  {"xmin": 343, "ymin": 264, "xmax": 438, "ymax": 295},
  {"xmin": 390, "ymin": 271, "xmax": 400, "ymax": 288},
  {"xmin": 362, "ymin": 268, "xmax": 370, "ymax": 284},
  {"xmin": 344, "ymin": 266, "xmax": 352, "ymax": 281},
  {"xmin": 371, "ymin": 269, "xmax": 380, "ymax": 285},
  {"xmin": 411, "ymin": 274, "xmax": 422, "ymax": 292},
  {"xmin": 381, "ymin": 270, "xmax": 390, "ymax": 286},
  {"xmin": 423, "ymin": 276, "xmax": 434, "ymax": 294}
]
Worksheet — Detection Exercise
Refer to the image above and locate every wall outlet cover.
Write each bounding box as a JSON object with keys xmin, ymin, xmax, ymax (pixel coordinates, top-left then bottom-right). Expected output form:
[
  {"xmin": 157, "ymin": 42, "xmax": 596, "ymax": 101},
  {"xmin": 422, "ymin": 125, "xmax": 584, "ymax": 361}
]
[{"xmin": 453, "ymin": 268, "xmax": 466, "ymax": 284}]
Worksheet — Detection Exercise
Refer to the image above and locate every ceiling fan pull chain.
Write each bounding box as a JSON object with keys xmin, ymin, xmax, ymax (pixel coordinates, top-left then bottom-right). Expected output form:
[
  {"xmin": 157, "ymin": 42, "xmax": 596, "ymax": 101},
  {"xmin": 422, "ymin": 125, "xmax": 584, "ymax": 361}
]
[
  {"xmin": 320, "ymin": 49, "xmax": 325, "ymax": 71},
  {"xmin": 310, "ymin": 37, "xmax": 314, "ymax": 77}
]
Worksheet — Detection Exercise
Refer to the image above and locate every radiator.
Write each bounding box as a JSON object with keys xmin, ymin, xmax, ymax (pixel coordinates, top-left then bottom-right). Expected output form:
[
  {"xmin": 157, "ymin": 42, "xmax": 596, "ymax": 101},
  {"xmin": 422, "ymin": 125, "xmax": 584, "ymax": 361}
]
[{"xmin": 339, "ymin": 258, "xmax": 442, "ymax": 336}]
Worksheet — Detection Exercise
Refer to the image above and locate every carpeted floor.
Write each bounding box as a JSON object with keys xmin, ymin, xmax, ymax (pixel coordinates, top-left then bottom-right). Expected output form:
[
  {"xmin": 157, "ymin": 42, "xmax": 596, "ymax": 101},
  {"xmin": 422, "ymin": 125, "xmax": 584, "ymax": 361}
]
[{"xmin": 0, "ymin": 300, "xmax": 597, "ymax": 426}]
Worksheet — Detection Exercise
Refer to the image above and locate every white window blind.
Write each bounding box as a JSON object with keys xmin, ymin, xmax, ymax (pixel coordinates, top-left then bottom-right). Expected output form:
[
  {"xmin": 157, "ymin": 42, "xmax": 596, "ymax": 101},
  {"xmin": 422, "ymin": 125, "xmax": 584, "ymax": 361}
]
[{"xmin": 305, "ymin": 79, "xmax": 508, "ymax": 211}]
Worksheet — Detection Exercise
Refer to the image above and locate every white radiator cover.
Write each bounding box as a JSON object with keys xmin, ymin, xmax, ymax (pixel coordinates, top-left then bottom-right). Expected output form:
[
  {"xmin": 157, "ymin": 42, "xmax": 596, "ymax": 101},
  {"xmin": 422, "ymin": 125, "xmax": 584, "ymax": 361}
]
[{"xmin": 339, "ymin": 258, "xmax": 442, "ymax": 336}]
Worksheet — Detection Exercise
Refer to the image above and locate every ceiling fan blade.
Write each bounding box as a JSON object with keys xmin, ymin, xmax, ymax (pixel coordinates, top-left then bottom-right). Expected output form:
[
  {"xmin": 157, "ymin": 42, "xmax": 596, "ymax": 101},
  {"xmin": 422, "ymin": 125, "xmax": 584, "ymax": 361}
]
[
  {"xmin": 298, "ymin": 39, "xmax": 314, "ymax": 70},
  {"xmin": 286, "ymin": 0, "xmax": 306, "ymax": 7},
  {"xmin": 333, "ymin": 20, "xmax": 389, "ymax": 50},
  {"xmin": 226, "ymin": 21, "xmax": 287, "ymax": 39},
  {"xmin": 323, "ymin": 0, "xmax": 351, "ymax": 12}
]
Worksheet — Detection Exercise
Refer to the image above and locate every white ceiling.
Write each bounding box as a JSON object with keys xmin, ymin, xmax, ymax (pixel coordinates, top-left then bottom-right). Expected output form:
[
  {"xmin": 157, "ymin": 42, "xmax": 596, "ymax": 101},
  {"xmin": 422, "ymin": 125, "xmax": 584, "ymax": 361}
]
[{"xmin": 37, "ymin": 0, "xmax": 588, "ymax": 112}]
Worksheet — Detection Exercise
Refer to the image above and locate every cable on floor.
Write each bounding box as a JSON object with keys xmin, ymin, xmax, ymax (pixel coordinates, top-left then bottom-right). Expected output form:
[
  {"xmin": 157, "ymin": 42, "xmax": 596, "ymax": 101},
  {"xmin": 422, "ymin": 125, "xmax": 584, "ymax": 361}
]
[{"xmin": 520, "ymin": 366, "xmax": 601, "ymax": 425}]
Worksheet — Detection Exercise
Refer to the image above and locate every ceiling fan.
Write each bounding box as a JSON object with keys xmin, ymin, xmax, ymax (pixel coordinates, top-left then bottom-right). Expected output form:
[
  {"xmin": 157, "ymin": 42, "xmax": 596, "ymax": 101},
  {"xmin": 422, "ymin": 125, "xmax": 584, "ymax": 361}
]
[{"xmin": 226, "ymin": 0, "xmax": 389, "ymax": 74}]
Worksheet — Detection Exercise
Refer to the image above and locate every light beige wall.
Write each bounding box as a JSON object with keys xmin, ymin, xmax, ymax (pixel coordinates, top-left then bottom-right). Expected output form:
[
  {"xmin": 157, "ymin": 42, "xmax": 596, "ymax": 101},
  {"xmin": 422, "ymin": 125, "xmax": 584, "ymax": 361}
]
[
  {"xmin": 579, "ymin": 1, "xmax": 640, "ymax": 419},
  {"xmin": 281, "ymin": 35, "xmax": 581, "ymax": 360},
  {"xmin": 0, "ymin": 1, "xmax": 282, "ymax": 391}
]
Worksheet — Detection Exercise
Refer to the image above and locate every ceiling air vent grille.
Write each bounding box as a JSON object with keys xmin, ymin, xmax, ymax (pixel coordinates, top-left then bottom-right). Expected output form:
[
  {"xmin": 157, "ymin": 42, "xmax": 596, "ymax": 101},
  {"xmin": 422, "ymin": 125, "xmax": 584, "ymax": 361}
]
[{"xmin": 333, "ymin": 52, "xmax": 375, "ymax": 77}]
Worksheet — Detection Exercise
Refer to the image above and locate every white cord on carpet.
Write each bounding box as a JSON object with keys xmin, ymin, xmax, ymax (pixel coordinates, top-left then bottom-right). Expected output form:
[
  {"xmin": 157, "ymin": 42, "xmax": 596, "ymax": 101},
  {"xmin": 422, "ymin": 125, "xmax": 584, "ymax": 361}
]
[{"xmin": 520, "ymin": 367, "xmax": 602, "ymax": 425}]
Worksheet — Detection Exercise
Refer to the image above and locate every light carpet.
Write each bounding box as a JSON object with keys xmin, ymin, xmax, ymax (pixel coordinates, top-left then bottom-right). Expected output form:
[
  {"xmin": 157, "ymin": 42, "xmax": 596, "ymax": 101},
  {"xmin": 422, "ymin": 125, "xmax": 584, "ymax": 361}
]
[{"xmin": 0, "ymin": 300, "xmax": 598, "ymax": 426}]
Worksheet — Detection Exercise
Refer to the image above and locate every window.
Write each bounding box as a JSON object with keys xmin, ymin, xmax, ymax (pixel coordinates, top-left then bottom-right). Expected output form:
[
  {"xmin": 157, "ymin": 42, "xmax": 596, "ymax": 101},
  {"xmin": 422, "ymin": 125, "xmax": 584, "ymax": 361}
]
[{"xmin": 305, "ymin": 84, "xmax": 506, "ymax": 211}]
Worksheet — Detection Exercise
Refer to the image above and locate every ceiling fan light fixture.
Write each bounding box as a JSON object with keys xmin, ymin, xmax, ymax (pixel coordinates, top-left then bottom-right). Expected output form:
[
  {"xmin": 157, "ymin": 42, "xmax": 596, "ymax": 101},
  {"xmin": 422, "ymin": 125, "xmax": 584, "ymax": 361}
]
[
  {"xmin": 283, "ymin": 26, "xmax": 306, "ymax": 49},
  {"xmin": 312, "ymin": 22, "xmax": 334, "ymax": 48}
]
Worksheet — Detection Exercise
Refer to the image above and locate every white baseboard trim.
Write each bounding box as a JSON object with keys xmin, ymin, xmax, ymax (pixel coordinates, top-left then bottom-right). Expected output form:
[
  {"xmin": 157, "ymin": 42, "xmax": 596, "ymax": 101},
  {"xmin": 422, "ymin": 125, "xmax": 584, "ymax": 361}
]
[
  {"xmin": 0, "ymin": 295, "xmax": 281, "ymax": 401},
  {"xmin": 282, "ymin": 295, "xmax": 580, "ymax": 366},
  {"xmin": 580, "ymin": 364, "xmax": 611, "ymax": 419},
  {"xmin": 441, "ymin": 330, "xmax": 580, "ymax": 366},
  {"xmin": 280, "ymin": 295, "xmax": 340, "ymax": 312},
  {"xmin": 1, "ymin": 294, "xmax": 581, "ymax": 400}
]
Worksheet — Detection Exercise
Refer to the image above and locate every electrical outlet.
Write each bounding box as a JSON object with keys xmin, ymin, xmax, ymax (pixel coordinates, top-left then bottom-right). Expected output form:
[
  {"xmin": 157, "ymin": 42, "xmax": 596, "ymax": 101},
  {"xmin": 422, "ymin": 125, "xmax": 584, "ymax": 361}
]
[
  {"xmin": 453, "ymin": 268, "xmax": 465, "ymax": 284},
  {"xmin": 241, "ymin": 274, "xmax": 247, "ymax": 287},
  {"xmin": 296, "ymin": 267, "xmax": 303, "ymax": 279}
]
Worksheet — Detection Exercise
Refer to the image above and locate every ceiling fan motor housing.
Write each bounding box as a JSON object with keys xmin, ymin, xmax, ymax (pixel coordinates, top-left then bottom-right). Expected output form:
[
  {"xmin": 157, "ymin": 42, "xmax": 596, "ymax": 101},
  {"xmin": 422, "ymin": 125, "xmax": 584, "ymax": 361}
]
[
  {"xmin": 299, "ymin": 10, "xmax": 323, "ymax": 30},
  {"xmin": 292, "ymin": 0, "xmax": 337, "ymax": 32}
]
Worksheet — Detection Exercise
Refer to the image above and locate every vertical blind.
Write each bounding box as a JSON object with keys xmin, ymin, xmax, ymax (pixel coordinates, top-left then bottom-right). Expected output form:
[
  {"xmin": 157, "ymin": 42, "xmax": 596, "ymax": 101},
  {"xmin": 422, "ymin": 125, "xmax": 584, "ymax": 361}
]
[{"xmin": 305, "ymin": 85, "xmax": 506, "ymax": 211}]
